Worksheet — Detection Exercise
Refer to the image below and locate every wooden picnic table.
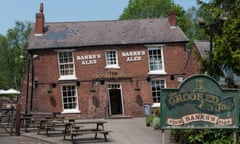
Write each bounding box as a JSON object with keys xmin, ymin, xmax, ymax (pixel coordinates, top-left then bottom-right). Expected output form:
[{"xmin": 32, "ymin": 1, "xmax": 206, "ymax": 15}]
[
  {"xmin": 63, "ymin": 119, "xmax": 111, "ymax": 141},
  {"xmin": 37, "ymin": 116, "xmax": 65, "ymax": 136}
]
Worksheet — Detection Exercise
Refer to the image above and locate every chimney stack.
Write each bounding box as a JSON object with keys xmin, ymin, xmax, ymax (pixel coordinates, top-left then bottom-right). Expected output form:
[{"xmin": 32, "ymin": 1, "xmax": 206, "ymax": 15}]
[
  {"xmin": 35, "ymin": 3, "xmax": 44, "ymax": 35},
  {"xmin": 168, "ymin": 11, "xmax": 177, "ymax": 29}
]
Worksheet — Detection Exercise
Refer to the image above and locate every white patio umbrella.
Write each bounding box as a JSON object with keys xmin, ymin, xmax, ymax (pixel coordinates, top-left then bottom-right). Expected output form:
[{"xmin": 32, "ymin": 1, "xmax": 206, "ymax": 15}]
[
  {"xmin": 5, "ymin": 89, "xmax": 20, "ymax": 94},
  {"xmin": 0, "ymin": 88, "xmax": 20, "ymax": 95},
  {"xmin": 0, "ymin": 89, "xmax": 5, "ymax": 94}
]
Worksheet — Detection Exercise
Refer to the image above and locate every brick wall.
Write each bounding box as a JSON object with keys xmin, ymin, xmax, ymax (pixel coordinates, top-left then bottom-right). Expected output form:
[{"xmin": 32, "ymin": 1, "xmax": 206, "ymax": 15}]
[{"xmin": 20, "ymin": 44, "xmax": 199, "ymax": 118}]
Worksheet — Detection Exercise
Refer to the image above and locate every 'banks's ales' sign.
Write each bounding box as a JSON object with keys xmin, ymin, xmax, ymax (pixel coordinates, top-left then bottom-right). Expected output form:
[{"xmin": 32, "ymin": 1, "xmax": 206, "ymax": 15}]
[{"xmin": 160, "ymin": 74, "xmax": 239, "ymax": 129}]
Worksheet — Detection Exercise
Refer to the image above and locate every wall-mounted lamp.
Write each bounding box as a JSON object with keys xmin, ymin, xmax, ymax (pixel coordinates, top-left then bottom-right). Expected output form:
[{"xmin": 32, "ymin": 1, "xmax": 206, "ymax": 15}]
[
  {"xmin": 146, "ymin": 76, "xmax": 151, "ymax": 82},
  {"xmin": 100, "ymin": 79, "xmax": 105, "ymax": 85},
  {"xmin": 76, "ymin": 81, "xmax": 81, "ymax": 87},
  {"xmin": 170, "ymin": 75, "xmax": 175, "ymax": 80},
  {"xmin": 34, "ymin": 80, "xmax": 38, "ymax": 88},
  {"xmin": 51, "ymin": 83, "xmax": 56, "ymax": 88}
]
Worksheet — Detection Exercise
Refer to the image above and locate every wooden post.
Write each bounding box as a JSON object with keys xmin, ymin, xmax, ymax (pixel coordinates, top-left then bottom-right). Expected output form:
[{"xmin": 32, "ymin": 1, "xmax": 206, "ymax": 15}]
[
  {"xmin": 233, "ymin": 129, "xmax": 237, "ymax": 144},
  {"xmin": 161, "ymin": 129, "xmax": 165, "ymax": 144},
  {"xmin": 10, "ymin": 105, "xmax": 14, "ymax": 135},
  {"xmin": 15, "ymin": 103, "xmax": 21, "ymax": 136}
]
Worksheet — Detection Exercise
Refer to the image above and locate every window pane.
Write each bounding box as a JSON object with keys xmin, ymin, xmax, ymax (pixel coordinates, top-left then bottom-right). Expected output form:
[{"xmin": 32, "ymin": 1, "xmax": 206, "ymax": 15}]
[
  {"xmin": 151, "ymin": 80, "xmax": 165, "ymax": 103},
  {"xmin": 148, "ymin": 48, "xmax": 163, "ymax": 71},
  {"xmin": 106, "ymin": 50, "xmax": 117, "ymax": 65},
  {"xmin": 58, "ymin": 51, "xmax": 75, "ymax": 76},
  {"xmin": 62, "ymin": 85, "xmax": 78, "ymax": 110}
]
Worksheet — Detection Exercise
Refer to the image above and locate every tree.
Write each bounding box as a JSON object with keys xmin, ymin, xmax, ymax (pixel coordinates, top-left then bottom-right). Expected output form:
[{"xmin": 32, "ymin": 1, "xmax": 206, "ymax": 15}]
[
  {"xmin": 0, "ymin": 21, "xmax": 31, "ymax": 90},
  {"xmin": 214, "ymin": 3, "xmax": 240, "ymax": 75},
  {"xmin": 120, "ymin": 0, "xmax": 174, "ymax": 19},
  {"xmin": 196, "ymin": 0, "xmax": 240, "ymax": 86}
]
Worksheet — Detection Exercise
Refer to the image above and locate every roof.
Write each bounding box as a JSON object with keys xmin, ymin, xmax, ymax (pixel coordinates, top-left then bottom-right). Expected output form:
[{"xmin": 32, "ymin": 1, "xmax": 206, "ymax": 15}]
[
  {"xmin": 28, "ymin": 18, "xmax": 188, "ymax": 50},
  {"xmin": 194, "ymin": 40, "xmax": 210, "ymax": 57}
]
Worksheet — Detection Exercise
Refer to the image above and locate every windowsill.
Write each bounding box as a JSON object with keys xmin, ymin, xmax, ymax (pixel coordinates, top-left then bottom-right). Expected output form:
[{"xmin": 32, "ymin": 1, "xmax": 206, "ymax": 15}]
[
  {"xmin": 148, "ymin": 71, "xmax": 166, "ymax": 75},
  {"xmin": 58, "ymin": 75, "xmax": 78, "ymax": 81},
  {"xmin": 105, "ymin": 65, "xmax": 120, "ymax": 69},
  {"xmin": 61, "ymin": 109, "xmax": 81, "ymax": 114}
]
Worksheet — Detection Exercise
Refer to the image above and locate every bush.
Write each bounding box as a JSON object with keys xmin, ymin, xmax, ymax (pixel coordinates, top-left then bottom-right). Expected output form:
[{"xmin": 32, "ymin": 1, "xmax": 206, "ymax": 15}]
[
  {"xmin": 171, "ymin": 129, "xmax": 240, "ymax": 144},
  {"xmin": 145, "ymin": 115, "xmax": 153, "ymax": 126},
  {"xmin": 152, "ymin": 116, "xmax": 160, "ymax": 129}
]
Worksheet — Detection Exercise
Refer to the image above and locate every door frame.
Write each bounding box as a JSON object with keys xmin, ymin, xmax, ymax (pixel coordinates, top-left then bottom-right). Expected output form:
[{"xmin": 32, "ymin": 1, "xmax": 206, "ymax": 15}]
[{"xmin": 107, "ymin": 83, "xmax": 124, "ymax": 116}]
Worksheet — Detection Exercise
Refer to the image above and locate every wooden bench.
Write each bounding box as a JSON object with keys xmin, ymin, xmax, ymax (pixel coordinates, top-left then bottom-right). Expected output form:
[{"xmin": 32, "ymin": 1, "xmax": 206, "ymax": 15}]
[
  {"xmin": 70, "ymin": 129, "xmax": 112, "ymax": 141},
  {"xmin": 38, "ymin": 118, "xmax": 65, "ymax": 136},
  {"xmin": 63, "ymin": 121, "xmax": 112, "ymax": 141},
  {"xmin": 64, "ymin": 126, "xmax": 112, "ymax": 141}
]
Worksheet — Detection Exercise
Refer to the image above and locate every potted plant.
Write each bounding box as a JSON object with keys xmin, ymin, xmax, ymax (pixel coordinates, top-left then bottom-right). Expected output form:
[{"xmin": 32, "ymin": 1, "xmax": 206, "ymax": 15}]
[
  {"xmin": 90, "ymin": 88, "xmax": 96, "ymax": 93},
  {"xmin": 135, "ymin": 87, "xmax": 141, "ymax": 91},
  {"xmin": 47, "ymin": 89, "xmax": 52, "ymax": 94},
  {"xmin": 145, "ymin": 115, "xmax": 153, "ymax": 126}
]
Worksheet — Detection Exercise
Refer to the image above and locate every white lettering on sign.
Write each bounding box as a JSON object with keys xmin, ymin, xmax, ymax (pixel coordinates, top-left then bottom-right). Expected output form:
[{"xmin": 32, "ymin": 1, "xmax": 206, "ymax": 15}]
[
  {"xmin": 127, "ymin": 56, "xmax": 141, "ymax": 62},
  {"xmin": 167, "ymin": 113, "xmax": 233, "ymax": 126},
  {"xmin": 122, "ymin": 51, "xmax": 145, "ymax": 62},
  {"xmin": 81, "ymin": 59, "xmax": 97, "ymax": 65},
  {"xmin": 77, "ymin": 54, "xmax": 101, "ymax": 65},
  {"xmin": 122, "ymin": 51, "xmax": 145, "ymax": 57},
  {"xmin": 77, "ymin": 54, "xmax": 101, "ymax": 60}
]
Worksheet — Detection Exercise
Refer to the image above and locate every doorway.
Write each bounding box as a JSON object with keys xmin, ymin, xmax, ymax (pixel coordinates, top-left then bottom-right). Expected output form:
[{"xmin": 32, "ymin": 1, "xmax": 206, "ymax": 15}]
[{"xmin": 108, "ymin": 84, "xmax": 123, "ymax": 116}]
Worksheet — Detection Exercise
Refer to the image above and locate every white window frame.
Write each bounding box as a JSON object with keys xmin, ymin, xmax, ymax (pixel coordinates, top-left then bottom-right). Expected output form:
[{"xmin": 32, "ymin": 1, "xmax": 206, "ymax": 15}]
[
  {"xmin": 105, "ymin": 50, "xmax": 120, "ymax": 69},
  {"xmin": 57, "ymin": 49, "xmax": 77, "ymax": 80},
  {"xmin": 61, "ymin": 84, "xmax": 80, "ymax": 113},
  {"xmin": 147, "ymin": 45, "xmax": 166, "ymax": 74},
  {"xmin": 151, "ymin": 79, "xmax": 165, "ymax": 103}
]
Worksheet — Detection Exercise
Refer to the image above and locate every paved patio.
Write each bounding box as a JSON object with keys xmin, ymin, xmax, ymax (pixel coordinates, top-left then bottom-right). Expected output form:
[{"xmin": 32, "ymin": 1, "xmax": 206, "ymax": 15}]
[{"xmin": 21, "ymin": 118, "xmax": 169, "ymax": 144}]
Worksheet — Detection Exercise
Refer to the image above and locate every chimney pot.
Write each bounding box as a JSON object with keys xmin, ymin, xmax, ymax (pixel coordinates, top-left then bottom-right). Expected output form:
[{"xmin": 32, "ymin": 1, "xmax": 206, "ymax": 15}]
[
  {"xmin": 40, "ymin": 3, "xmax": 43, "ymax": 13},
  {"xmin": 168, "ymin": 11, "xmax": 177, "ymax": 28}
]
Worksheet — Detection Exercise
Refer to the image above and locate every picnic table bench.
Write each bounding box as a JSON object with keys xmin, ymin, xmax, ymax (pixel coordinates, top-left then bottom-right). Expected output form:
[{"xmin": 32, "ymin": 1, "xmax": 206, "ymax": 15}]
[
  {"xmin": 63, "ymin": 120, "xmax": 112, "ymax": 141},
  {"xmin": 37, "ymin": 116, "xmax": 65, "ymax": 136}
]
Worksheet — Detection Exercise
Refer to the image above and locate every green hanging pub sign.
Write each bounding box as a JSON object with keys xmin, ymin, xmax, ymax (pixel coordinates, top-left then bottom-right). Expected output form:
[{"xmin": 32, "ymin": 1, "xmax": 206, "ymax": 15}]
[{"xmin": 160, "ymin": 74, "xmax": 239, "ymax": 129}]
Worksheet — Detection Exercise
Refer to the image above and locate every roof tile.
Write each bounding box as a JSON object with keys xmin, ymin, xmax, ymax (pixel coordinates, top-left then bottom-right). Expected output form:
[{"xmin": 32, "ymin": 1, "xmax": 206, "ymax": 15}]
[{"xmin": 28, "ymin": 18, "xmax": 188, "ymax": 50}]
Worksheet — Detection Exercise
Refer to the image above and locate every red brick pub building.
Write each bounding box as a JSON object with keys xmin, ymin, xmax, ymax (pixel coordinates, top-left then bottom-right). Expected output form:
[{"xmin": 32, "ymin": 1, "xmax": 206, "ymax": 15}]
[{"xmin": 20, "ymin": 3, "xmax": 199, "ymax": 118}]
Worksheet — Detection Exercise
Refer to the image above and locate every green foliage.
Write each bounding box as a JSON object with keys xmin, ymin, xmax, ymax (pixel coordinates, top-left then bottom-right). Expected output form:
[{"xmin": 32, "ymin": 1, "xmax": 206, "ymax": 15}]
[
  {"xmin": 172, "ymin": 129, "xmax": 240, "ymax": 144},
  {"xmin": 0, "ymin": 21, "xmax": 31, "ymax": 90},
  {"xmin": 119, "ymin": 0, "xmax": 174, "ymax": 19},
  {"xmin": 152, "ymin": 116, "xmax": 160, "ymax": 129},
  {"xmin": 214, "ymin": 7, "xmax": 240, "ymax": 76},
  {"xmin": 145, "ymin": 114, "xmax": 153, "ymax": 126},
  {"xmin": 196, "ymin": 0, "xmax": 240, "ymax": 83}
]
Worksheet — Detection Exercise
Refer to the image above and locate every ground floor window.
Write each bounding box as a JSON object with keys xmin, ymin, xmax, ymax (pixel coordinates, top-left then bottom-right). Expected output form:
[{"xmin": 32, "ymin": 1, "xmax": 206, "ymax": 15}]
[
  {"xmin": 151, "ymin": 80, "xmax": 165, "ymax": 103},
  {"xmin": 61, "ymin": 85, "xmax": 79, "ymax": 113}
]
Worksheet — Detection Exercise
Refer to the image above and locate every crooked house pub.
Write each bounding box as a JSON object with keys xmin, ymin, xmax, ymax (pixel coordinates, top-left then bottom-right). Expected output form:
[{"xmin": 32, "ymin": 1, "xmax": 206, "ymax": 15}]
[{"xmin": 20, "ymin": 3, "xmax": 199, "ymax": 118}]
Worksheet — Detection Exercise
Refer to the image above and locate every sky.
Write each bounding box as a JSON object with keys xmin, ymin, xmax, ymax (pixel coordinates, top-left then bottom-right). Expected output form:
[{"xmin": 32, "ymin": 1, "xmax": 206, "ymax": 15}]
[{"xmin": 0, "ymin": 0, "xmax": 200, "ymax": 35}]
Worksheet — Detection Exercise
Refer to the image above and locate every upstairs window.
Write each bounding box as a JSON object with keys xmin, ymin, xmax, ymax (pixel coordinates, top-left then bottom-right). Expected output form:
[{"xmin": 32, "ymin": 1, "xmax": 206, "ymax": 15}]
[
  {"xmin": 105, "ymin": 50, "xmax": 119, "ymax": 69},
  {"xmin": 151, "ymin": 79, "xmax": 165, "ymax": 103},
  {"xmin": 148, "ymin": 47, "xmax": 165, "ymax": 74},
  {"xmin": 58, "ymin": 50, "xmax": 77, "ymax": 80}
]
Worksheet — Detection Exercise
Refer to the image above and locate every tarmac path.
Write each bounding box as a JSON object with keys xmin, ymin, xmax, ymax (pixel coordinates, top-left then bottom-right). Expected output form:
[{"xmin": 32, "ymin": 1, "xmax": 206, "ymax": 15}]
[{"xmin": 0, "ymin": 128, "xmax": 49, "ymax": 144}]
